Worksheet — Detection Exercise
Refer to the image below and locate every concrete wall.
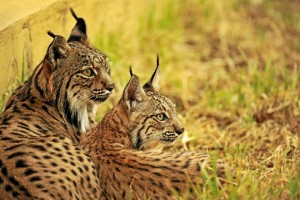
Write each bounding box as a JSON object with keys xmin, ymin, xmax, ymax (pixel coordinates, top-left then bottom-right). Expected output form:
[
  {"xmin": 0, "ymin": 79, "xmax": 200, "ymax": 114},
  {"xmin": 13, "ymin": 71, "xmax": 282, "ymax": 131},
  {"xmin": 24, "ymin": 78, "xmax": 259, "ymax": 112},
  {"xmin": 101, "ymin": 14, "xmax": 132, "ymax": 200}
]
[{"xmin": 0, "ymin": 0, "xmax": 112, "ymax": 95}]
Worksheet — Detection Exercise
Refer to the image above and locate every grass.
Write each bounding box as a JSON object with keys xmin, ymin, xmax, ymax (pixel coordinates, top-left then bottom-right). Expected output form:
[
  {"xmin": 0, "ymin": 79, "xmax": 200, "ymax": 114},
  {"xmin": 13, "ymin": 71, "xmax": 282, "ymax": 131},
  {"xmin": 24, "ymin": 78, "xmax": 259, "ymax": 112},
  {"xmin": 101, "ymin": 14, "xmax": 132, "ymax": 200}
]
[
  {"xmin": 93, "ymin": 0, "xmax": 300, "ymax": 199},
  {"xmin": 1, "ymin": 0, "xmax": 299, "ymax": 199}
]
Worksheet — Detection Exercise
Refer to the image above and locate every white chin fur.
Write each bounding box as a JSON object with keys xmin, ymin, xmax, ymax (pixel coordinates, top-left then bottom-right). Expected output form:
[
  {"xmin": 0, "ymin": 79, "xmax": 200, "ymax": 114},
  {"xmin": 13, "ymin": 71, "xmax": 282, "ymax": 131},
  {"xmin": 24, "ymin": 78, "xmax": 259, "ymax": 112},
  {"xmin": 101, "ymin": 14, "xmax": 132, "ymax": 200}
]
[
  {"xmin": 69, "ymin": 100, "xmax": 90, "ymax": 134},
  {"xmin": 78, "ymin": 105, "xmax": 90, "ymax": 133}
]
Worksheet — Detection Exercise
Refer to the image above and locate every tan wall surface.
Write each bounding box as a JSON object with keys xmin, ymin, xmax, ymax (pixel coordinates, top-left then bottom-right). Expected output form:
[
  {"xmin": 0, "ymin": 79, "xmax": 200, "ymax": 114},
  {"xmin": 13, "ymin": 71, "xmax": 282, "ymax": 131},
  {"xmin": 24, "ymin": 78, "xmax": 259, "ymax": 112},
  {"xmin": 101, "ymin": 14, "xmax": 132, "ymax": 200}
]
[{"xmin": 0, "ymin": 0, "xmax": 109, "ymax": 96}]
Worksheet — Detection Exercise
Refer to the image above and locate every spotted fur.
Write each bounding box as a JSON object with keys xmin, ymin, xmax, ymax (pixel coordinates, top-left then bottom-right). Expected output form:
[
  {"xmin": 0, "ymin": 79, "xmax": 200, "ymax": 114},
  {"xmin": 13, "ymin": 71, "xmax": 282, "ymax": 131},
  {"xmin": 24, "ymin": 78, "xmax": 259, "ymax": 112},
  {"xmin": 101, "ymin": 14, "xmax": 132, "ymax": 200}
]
[
  {"xmin": 0, "ymin": 10, "xmax": 111, "ymax": 199},
  {"xmin": 80, "ymin": 61, "xmax": 234, "ymax": 199}
]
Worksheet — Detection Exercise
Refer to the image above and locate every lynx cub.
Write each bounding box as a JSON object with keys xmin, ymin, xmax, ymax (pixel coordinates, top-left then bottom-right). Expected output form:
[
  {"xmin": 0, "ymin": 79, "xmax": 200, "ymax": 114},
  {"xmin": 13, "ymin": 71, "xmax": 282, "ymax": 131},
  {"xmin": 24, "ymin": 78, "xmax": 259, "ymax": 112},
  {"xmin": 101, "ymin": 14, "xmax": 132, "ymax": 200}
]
[{"xmin": 80, "ymin": 59, "xmax": 232, "ymax": 199}]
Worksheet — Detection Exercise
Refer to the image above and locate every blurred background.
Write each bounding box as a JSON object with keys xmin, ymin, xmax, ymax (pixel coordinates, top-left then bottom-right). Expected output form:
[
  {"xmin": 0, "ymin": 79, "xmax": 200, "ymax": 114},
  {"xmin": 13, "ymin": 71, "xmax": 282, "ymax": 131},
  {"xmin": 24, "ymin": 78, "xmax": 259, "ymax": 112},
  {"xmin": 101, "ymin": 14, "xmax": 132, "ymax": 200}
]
[{"xmin": 1, "ymin": 0, "xmax": 299, "ymax": 198}]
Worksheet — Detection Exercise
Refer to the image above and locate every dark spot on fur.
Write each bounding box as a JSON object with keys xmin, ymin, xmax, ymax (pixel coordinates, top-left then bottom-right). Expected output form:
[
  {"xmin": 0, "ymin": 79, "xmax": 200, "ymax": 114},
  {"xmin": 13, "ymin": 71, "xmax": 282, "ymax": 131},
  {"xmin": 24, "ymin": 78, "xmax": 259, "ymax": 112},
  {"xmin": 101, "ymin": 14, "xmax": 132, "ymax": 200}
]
[
  {"xmin": 77, "ymin": 156, "xmax": 84, "ymax": 162},
  {"xmin": 29, "ymin": 145, "xmax": 46, "ymax": 152},
  {"xmin": 73, "ymin": 180, "xmax": 77, "ymax": 187},
  {"xmin": 8, "ymin": 152, "xmax": 26, "ymax": 159},
  {"xmin": 29, "ymin": 98, "xmax": 35, "ymax": 104},
  {"xmin": 63, "ymin": 145, "xmax": 69, "ymax": 150},
  {"xmin": 52, "ymin": 138, "xmax": 59, "ymax": 143},
  {"xmin": 9, "ymin": 176, "xmax": 20, "ymax": 186},
  {"xmin": 46, "ymin": 143, "xmax": 52, "ymax": 147},
  {"xmin": 57, "ymin": 153, "xmax": 63, "ymax": 157},
  {"xmin": 50, "ymin": 171, "xmax": 57, "ymax": 175},
  {"xmin": 42, "ymin": 189, "xmax": 49, "ymax": 193},
  {"xmin": 21, "ymin": 103, "xmax": 34, "ymax": 111},
  {"xmin": 2, "ymin": 166, "xmax": 8, "ymax": 176},
  {"xmin": 71, "ymin": 169, "xmax": 77, "ymax": 176},
  {"xmin": 83, "ymin": 165, "xmax": 89, "ymax": 171},
  {"xmin": 183, "ymin": 159, "xmax": 191, "ymax": 168},
  {"xmin": 16, "ymin": 160, "xmax": 28, "ymax": 168},
  {"xmin": 1, "ymin": 115, "xmax": 13, "ymax": 125},
  {"xmin": 29, "ymin": 176, "xmax": 41, "ymax": 182},
  {"xmin": 5, "ymin": 99, "xmax": 14, "ymax": 110},
  {"xmin": 78, "ymin": 167, "xmax": 83, "ymax": 173},
  {"xmin": 1, "ymin": 137, "xmax": 12, "ymax": 141},
  {"xmin": 54, "ymin": 147, "xmax": 60, "ymax": 152},
  {"xmin": 13, "ymin": 105, "xmax": 20, "ymax": 113},
  {"xmin": 153, "ymin": 172, "xmax": 162, "ymax": 177},
  {"xmin": 19, "ymin": 186, "xmax": 32, "ymax": 197},
  {"xmin": 4, "ymin": 144, "xmax": 23, "ymax": 151},
  {"xmin": 12, "ymin": 191, "xmax": 19, "ymax": 197},
  {"xmin": 32, "ymin": 155, "xmax": 40, "ymax": 159},
  {"xmin": 24, "ymin": 169, "xmax": 38, "ymax": 176},
  {"xmin": 36, "ymin": 184, "xmax": 44, "ymax": 188},
  {"xmin": 43, "ymin": 155, "xmax": 52, "ymax": 159},
  {"xmin": 42, "ymin": 105, "xmax": 48, "ymax": 112},
  {"xmin": 68, "ymin": 190, "xmax": 73, "ymax": 197},
  {"xmin": 59, "ymin": 168, "xmax": 66, "ymax": 173},
  {"xmin": 5, "ymin": 184, "xmax": 13, "ymax": 192},
  {"xmin": 171, "ymin": 179, "xmax": 181, "ymax": 183}
]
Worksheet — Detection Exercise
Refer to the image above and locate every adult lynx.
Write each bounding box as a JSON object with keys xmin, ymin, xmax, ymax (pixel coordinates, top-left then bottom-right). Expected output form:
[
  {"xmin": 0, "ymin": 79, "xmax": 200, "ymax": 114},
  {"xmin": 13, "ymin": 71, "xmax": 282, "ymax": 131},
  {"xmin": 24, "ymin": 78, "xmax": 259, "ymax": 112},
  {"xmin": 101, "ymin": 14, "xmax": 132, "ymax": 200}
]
[{"xmin": 0, "ymin": 10, "xmax": 111, "ymax": 199}]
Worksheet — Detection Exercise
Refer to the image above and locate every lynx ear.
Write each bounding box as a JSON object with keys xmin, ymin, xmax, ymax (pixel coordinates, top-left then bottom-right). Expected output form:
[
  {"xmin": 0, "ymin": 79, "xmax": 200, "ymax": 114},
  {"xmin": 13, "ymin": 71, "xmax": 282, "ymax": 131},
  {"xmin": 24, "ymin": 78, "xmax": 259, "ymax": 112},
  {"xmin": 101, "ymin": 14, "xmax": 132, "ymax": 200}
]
[
  {"xmin": 67, "ymin": 8, "xmax": 89, "ymax": 46},
  {"xmin": 143, "ymin": 54, "xmax": 160, "ymax": 92},
  {"xmin": 46, "ymin": 31, "xmax": 70, "ymax": 70},
  {"xmin": 122, "ymin": 71, "xmax": 145, "ymax": 112}
]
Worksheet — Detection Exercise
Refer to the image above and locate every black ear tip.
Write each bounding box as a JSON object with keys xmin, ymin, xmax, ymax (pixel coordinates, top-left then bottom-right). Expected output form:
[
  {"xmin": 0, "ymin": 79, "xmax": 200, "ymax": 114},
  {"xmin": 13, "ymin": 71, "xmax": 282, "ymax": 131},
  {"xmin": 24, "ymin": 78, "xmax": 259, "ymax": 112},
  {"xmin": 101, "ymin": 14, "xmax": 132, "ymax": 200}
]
[
  {"xmin": 129, "ymin": 66, "xmax": 133, "ymax": 77},
  {"xmin": 73, "ymin": 16, "xmax": 87, "ymax": 34},
  {"xmin": 70, "ymin": 8, "xmax": 78, "ymax": 20},
  {"xmin": 156, "ymin": 54, "xmax": 159, "ymax": 67},
  {"xmin": 47, "ymin": 31, "xmax": 56, "ymax": 38}
]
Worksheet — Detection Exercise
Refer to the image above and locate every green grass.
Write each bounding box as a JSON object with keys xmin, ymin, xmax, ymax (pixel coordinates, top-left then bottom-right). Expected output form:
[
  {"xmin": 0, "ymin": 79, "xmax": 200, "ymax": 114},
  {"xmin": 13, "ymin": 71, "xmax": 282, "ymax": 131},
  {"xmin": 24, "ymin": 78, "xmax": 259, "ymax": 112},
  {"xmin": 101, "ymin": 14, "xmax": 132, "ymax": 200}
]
[{"xmin": 1, "ymin": 0, "xmax": 299, "ymax": 199}]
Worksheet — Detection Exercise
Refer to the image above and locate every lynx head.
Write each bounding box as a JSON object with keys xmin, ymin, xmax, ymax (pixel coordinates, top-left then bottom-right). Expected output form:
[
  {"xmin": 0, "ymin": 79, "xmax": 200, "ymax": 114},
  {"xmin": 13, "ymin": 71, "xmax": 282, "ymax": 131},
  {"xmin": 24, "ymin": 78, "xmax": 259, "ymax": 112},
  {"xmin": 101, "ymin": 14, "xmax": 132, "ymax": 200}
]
[
  {"xmin": 43, "ymin": 9, "xmax": 114, "ymax": 133},
  {"xmin": 120, "ymin": 56, "xmax": 184, "ymax": 149}
]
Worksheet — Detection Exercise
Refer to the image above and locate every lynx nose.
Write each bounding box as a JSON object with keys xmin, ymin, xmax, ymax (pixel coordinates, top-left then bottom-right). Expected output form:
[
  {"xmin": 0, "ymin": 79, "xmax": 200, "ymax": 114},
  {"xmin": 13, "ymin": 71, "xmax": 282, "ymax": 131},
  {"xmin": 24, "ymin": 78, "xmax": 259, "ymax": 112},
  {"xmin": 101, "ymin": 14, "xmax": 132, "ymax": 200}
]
[
  {"xmin": 176, "ymin": 128, "xmax": 184, "ymax": 135},
  {"xmin": 107, "ymin": 84, "xmax": 115, "ymax": 92}
]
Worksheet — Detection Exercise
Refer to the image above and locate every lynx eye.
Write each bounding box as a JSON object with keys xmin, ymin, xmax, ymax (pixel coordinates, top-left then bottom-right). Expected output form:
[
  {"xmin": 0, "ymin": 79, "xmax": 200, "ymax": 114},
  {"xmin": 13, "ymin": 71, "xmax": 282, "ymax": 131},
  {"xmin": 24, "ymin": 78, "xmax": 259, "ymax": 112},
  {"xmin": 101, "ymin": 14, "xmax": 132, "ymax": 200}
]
[
  {"xmin": 82, "ymin": 69, "xmax": 94, "ymax": 78},
  {"xmin": 156, "ymin": 113, "xmax": 167, "ymax": 121}
]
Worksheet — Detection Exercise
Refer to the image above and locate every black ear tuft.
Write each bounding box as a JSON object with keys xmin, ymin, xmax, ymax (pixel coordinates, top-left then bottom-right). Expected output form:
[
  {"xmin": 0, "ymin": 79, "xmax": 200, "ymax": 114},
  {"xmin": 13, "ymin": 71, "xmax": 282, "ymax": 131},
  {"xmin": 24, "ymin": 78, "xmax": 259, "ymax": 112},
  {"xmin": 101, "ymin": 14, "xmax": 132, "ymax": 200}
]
[
  {"xmin": 129, "ymin": 66, "xmax": 133, "ymax": 77},
  {"xmin": 68, "ymin": 8, "xmax": 88, "ymax": 46},
  {"xmin": 143, "ymin": 55, "xmax": 161, "ymax": 92},
  {"xmin": 70, "ymin": 8, "xmax": 79, "ymax": 20},
  {"xmin": 47, "ymin": 31, "xmax": 56, "ymax": 38}
]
